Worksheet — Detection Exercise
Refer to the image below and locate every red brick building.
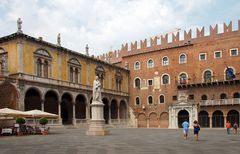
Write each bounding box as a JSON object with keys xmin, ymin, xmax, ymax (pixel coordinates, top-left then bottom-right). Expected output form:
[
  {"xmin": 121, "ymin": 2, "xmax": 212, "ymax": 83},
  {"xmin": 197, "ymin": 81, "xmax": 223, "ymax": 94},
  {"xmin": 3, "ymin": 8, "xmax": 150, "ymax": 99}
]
[{"xmin": 99, "ymin": 20, "xmax": 240, "ymax": 128}]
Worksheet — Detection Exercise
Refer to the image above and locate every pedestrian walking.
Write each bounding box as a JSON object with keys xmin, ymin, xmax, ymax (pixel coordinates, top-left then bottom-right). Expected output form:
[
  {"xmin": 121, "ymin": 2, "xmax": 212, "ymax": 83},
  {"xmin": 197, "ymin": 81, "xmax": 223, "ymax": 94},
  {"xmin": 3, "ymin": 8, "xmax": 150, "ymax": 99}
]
[
  {"xmin": 193, "ymin": 120, "xmax": 200, "ymax": 141},
  {"xmin": 226, "ymin": 121, "xmax": 231, "ymax": 135},
  {"xmin": 182, "ymin": 120, "xmax": 189, "ymax": 140},
  {"xmin": 233, "ymin": 122, "xmax": 238, "ymax": 135}
]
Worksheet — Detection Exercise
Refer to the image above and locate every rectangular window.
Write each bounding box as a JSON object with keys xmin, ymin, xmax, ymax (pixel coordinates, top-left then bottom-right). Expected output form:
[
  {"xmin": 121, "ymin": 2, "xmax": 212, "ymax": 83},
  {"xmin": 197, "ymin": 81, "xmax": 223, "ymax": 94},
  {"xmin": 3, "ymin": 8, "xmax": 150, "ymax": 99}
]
[
  {"xmin": 189, "ymin": 94, "xmax": 194, "ymax": 100},
  {"xmin": 214, "ymin": 51, "xmax": 222, "ymax": 59},
  {"xmin": 172, "ymin": 95, "xmax": 177, "ymax": 101},
  {"xmin": 199, "ymin": 53, "xmax": 206, "ymax": 61},
  {"xmin": 230, "ymin": 48, "xmax": 238, "ymax": 56},
  {"xmin": 148, "ymin": 79, "xmax": 153, "ymax": 86}
]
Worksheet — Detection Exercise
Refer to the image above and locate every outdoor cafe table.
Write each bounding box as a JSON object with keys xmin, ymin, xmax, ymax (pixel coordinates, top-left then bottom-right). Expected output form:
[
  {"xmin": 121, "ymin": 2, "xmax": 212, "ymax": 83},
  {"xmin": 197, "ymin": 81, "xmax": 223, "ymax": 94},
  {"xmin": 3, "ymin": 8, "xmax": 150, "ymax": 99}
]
[{"xmin": 1, "ymin": 128, "xmax": 12, "ymax": 135}]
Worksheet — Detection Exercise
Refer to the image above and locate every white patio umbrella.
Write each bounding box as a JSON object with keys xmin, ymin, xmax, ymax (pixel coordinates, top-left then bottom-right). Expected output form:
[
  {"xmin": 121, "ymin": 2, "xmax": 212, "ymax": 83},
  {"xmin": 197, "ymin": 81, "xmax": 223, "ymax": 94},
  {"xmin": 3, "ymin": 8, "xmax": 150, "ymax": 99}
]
[
  {"xmin": 24, "ymin": 109, "xmax": 58, "ymax": 129},
  {"xmin": 24, "ymin": 109, "xmax": 58, "ymax": 118},
  {"xmin": 0, "ymin": 108, "xmax": 28, "ymax": 118}
]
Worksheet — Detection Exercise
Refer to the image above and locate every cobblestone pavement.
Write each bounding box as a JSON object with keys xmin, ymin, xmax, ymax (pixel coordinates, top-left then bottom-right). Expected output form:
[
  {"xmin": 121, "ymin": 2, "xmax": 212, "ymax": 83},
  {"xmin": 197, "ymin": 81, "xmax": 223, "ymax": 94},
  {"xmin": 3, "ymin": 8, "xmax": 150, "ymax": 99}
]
[{"xmin": 0, "ymin": 128, "xmax": 239, "ymax": 154}]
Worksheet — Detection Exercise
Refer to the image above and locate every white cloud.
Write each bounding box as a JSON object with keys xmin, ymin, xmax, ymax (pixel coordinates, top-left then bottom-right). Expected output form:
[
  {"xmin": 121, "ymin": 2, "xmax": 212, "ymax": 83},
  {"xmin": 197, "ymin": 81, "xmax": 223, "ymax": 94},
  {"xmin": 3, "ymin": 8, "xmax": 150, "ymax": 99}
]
[{"xmin": 0, "ymin": 0, "xmax": 238, "ymax": 55}]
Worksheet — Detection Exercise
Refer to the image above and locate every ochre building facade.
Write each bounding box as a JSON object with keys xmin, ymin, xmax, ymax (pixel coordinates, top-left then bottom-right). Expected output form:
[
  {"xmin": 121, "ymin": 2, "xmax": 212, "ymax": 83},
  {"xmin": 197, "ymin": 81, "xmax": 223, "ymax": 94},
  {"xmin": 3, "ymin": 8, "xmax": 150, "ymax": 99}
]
[
  {"xmin": 0, "ymin": 32, "xmax": 130, "ymax": 127},
  {"xmin": 100, "ymin": 20, "xmax": 240, "ymax": 128}
]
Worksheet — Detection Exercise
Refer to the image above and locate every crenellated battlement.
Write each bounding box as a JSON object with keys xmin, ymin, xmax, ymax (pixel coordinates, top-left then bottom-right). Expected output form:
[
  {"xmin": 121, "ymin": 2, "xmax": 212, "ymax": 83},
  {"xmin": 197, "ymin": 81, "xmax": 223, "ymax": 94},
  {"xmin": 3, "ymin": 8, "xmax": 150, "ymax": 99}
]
[{"xmin": 98, "ymin": 20, "xmax": 240, "ymax": 64}]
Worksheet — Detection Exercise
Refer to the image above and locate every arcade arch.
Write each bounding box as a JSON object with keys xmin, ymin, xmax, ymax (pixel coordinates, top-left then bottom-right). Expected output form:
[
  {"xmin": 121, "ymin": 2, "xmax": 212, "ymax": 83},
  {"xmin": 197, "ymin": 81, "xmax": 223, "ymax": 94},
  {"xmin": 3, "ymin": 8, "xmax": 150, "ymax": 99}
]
[
  {"xmin": 61, "ymin": 93, "xmax": 73, "ymax": 125},
  {"xmin": 24, "ymin": 88, "xmax": 42, "ymax": 111}
]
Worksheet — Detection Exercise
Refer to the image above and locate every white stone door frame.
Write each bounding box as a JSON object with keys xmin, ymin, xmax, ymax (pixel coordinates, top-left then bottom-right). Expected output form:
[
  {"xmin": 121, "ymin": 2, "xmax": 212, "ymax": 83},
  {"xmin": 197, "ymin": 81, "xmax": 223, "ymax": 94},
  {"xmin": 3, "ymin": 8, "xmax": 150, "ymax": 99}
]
[{"xmin": 169, "ymin": 103, "xmax": 198, "ymax": 129}]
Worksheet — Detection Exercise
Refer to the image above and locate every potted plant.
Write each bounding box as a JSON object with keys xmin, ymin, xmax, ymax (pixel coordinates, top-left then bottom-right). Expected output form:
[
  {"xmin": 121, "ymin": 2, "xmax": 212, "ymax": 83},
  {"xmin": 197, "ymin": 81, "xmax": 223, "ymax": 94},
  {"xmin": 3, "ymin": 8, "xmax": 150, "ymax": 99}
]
[
  {"xmin": 39, "ymin": 118, "xmax": 48, "ymax": 127},
  {"xmin": 16, "ymin": 117, "xmax": 26, "ymax": 135},
  {"xmin": 39, "ymin": 118, "xmax": 49, "ymax": 135},
  {"xmin": 16, "ymin": 117, "xmax": 26, "ymax": 125}
]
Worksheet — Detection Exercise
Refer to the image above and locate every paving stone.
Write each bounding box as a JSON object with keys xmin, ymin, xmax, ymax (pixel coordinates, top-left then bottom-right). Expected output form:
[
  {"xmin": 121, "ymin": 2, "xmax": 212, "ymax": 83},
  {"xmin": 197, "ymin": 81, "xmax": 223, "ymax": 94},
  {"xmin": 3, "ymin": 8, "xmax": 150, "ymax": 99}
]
[{"xmin": 0, "ymin": 128, "xmax": 239, "ymax": 154}]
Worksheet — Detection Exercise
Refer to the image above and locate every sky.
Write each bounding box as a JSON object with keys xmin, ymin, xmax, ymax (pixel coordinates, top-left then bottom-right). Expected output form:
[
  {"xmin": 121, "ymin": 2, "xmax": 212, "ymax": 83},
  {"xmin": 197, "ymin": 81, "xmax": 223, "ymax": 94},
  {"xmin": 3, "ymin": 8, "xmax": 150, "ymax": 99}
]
[{"xmin": 0, "ymin": 0, "xmax": 239, "ymax": 56}]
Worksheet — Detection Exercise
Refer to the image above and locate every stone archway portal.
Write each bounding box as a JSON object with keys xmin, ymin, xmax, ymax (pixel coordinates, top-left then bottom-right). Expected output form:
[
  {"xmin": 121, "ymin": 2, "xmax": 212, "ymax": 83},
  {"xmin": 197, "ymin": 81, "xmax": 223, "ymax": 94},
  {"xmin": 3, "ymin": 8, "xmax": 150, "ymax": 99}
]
[{"xmin": 178, "ymin": 110, "xmax": 189, "ymax": 128}]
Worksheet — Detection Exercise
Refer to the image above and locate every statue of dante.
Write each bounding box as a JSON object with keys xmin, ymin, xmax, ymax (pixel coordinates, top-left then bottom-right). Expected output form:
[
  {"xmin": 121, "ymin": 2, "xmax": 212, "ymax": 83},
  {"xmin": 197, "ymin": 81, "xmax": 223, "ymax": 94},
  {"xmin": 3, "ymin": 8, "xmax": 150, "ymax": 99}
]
[
  {"xmin": 93, "ymin": 76, "xmax": 101, "ymax": 102},
  {"xmin": 17, "ymin": 18, "xmax": 22, "ymax": 33}
]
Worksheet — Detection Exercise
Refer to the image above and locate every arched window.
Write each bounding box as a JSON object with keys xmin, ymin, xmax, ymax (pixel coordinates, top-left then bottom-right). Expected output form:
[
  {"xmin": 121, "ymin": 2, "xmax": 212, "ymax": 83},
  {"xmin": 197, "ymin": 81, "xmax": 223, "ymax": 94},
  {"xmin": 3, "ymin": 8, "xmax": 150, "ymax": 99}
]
[
  {"xmin": 135, "ymin": 78, "xmax": 141, "ymax": 88},
  {"xmin": 68, "ymin": 58, "xmax": 81, "ymax": 84},
  {"xmin": 179, "ymin": 73, "xmax": 187, "ymax": 84},
  {"xmin": 159, "ymin": 95, "xmax": 164, "ymax": 103},
  {"xmin": 201, "ymin": 95, "xmax": 208, "ymax": 100},
  {"xmin": 136, "ymin": 97, "xmax": 140, "ymax": 105},
  {"xmin": 37, "ymin": 59, "xmax": 42, "ymax": 77},
  {"xmin": 43, "ymin": 60, "xmax": 48, "ymax": 78},
  {"xmin": 162, "ymin": 74, "xmax": 170, "ymax": 84},
  {"xmin": 134, "ymin": 61, "xmax": 140, "ymax": 70},
  {"xmin": 147, "ymin": 59, "xmax": 154, "ymax": 68},
  {"xmin": 233, "ymin": 92, "xmax": 240, "ymax": 98},
  {"xmin": 148, "ymin": 96, "xmax": 153, "ymax": 105},
  {"xmin": 115, "ymin": 70, "xmax": 123, "ymax": 91},
  {"xmin": 204, "ymin": 70, "xmax": 212, "ymax": 82},
  {"xmin": 162, "ymin": 57, "xmax": 169, "ymax": 66},
  {"xmin": 75, "ymin": 68, "xmax": 79, "ymax": 84},
  {"xmin": 34, "ymin": 49, "xmax": 52, "ymax": 78},
  {"xmin": 70, "ymin": 67, "xmax": 74, "ymax": 82},
  {"xmin": 179, "ymin": 54, "xmax": 187, "ymax": 64},
  {"xmin": 220, "ymin": 93, "xmax": 227, "ymax": 99}
]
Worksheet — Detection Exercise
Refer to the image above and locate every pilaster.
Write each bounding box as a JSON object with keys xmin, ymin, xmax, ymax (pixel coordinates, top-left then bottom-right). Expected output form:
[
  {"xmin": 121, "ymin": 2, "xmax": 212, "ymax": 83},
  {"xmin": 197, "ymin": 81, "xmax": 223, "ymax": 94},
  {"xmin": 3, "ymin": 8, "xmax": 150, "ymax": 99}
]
[
  {"xmin": 86, "ymin": 62, "xmax": 90, "ymax": 85},
  {"xmin": 17, "ymin": 40, "xmax": 24, "ymax": 73}
]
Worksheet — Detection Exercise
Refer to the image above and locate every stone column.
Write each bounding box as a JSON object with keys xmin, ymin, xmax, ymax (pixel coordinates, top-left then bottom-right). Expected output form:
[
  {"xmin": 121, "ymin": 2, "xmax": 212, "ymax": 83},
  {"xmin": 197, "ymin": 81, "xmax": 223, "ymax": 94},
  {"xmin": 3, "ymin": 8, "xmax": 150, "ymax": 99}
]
[
  {"xmin": 58, "ymin": 101, "xmax": 62, "ymax": 125},
  {"xmin": 118, "ymin": 106, "xmax": 120, "ymax": 124},
  {"xmin": 41, "ymin": 100, "xmax": 44, "ymax": 111},
  {"xmin": 17, "ymin": 40, "xmax": 24, "ymax": 73},
  {"xmin": 209, "ymin": 115, "xmax": 212, "ymax": 128},
  {"xmin": 108, "ymin": 103, "xmax": 112, "ymax": 124},
  {"xmin": 72, "ymin": 103, "xmax": 76, "ymax": 125},
  {"xmin": 224, "ymin": 115, "xmax": 227, "ymax": 128}
]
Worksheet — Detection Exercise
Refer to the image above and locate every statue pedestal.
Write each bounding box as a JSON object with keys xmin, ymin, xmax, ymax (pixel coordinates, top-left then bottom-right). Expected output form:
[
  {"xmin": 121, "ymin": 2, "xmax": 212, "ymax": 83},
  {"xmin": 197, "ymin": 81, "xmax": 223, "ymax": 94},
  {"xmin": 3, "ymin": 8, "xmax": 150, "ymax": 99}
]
[{"xmin": 86, "ymin": 101, "xmax": 109, "ymax": 136}]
